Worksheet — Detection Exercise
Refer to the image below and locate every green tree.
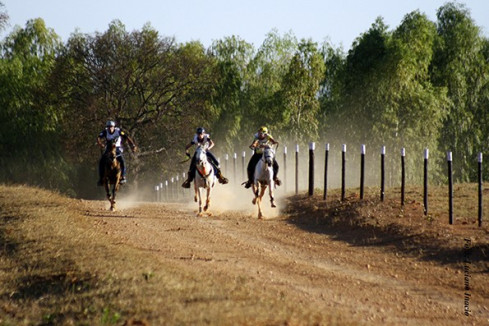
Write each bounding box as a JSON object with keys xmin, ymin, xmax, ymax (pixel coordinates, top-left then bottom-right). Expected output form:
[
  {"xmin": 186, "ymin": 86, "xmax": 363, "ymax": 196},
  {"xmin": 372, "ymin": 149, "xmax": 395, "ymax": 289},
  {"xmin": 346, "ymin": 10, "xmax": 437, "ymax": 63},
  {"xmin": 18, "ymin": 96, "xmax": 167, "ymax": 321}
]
[
  {"xmin": 432, "ymin": 2, "xmax": 488, "ymax": 181},
  {"xmin": 53, "ymin": 21, "xmax": 217, "ymax": 194},
  {"xmin": 0, "ymin": 1, "xmax": 8, "ymax": 31},
  {"xmin": 278, "ymin": 39, "xmax": 325, "ymax": 142},
  {"xmin": 0, "ymin": 18, "xmax": 67, "ymax": 190},
  {"xmin": 210, "ymin": 36, "xmax": 255, "ymax": 151},
  {"xmin": 245, "ymin": 30, "xmax": 298, "ymax": 138}
]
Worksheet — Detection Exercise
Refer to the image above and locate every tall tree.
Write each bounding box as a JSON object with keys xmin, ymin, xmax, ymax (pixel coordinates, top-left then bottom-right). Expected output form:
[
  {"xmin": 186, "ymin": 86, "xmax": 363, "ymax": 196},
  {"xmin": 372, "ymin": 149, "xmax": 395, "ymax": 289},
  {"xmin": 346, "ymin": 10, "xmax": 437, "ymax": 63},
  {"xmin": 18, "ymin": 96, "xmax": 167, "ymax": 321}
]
[
  {"xmin": 0, "ymin": 18, "xmax": 66, "ymax": 189},
  {"xmin": 432, "ymin": 2, "xmax": 488, "ymax": 181},
  {"xmin": 278, "ymin": 39, "xmax": 325, "ymax": 142},
  {"xmin": 210, "ymin": 36, "xmax": 255, "ymax": 151},
  {"xmin": 53, "ymin": 21, "xmax": 217, "ymax": 194}
]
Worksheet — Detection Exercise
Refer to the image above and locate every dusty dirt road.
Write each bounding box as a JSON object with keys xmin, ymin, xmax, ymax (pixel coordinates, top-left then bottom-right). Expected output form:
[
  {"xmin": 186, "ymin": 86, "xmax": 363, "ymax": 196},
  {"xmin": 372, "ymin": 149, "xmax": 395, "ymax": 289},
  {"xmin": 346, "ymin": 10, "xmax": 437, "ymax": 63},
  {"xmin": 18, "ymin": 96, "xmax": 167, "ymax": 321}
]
[{"xmin": 79, "ymin": 185, "xmax": 489, "ymax": 326}]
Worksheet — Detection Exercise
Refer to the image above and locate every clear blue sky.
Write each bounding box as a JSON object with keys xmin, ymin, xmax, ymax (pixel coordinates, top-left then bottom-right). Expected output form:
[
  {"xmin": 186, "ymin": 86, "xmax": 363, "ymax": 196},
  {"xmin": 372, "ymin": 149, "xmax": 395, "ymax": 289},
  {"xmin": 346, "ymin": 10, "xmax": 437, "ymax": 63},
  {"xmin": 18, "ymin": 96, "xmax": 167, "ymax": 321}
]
[{"xmin": 2, "ymin": 0, "xmax": 488, "ymax": 49}]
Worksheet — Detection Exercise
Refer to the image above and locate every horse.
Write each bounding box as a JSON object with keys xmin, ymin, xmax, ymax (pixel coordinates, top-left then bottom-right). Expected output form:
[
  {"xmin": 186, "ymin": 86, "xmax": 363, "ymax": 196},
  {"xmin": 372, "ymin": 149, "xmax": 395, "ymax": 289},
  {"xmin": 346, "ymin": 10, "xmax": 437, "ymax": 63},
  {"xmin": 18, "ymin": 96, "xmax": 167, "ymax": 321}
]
[
  {"xmin": 102, "ymin": 137, "xmax": 122, "ymax": 211},
  {"xmin": 251, "ymin": 145, "xmax": 277, "ymax": 219},
  {"xmin": 193, "ymin": 145, "xmax": 216, "ymax": 216}
]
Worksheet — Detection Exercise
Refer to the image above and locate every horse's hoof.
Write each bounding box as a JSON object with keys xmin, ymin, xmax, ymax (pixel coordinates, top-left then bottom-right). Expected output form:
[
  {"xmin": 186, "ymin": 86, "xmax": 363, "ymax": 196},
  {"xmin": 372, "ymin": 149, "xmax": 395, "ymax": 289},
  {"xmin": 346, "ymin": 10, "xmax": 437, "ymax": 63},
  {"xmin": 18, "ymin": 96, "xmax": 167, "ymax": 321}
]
[
  {"xmin": 252, "ymin": 198, "xmax": 256, "ymax": 205},
  {"xmin": 204, "ymin": 206, "xmax": 209, "ymax": 212},
  {"xmin": 271, "ymin": 201, "xmax": 276, "ymax": 208},
  {"xmin": 194, "ymin": 197, "xmax": 198, "ymax": 202},
  {"xmin": 258, "ymin": 214, "xmax": 263, "ymax": 220}
]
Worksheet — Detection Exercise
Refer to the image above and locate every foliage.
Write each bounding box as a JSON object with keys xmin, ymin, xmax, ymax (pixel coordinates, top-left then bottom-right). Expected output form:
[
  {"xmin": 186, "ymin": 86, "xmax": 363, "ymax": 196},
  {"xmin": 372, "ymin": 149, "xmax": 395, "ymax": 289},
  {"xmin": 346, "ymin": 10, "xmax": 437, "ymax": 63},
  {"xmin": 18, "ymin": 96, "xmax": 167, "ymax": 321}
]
[{"xmin": 0, "ymin": 2, "xmax": 488, "ymax": 195}]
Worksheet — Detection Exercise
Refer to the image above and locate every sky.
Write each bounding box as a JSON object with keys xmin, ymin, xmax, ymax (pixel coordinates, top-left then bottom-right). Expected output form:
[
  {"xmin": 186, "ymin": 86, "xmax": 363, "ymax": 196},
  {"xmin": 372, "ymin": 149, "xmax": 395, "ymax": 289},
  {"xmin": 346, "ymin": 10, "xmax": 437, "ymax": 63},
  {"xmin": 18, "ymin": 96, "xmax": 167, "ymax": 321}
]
[{"xmin": 2, "ymin": 0, "xmax": 488, "ymax": 50}]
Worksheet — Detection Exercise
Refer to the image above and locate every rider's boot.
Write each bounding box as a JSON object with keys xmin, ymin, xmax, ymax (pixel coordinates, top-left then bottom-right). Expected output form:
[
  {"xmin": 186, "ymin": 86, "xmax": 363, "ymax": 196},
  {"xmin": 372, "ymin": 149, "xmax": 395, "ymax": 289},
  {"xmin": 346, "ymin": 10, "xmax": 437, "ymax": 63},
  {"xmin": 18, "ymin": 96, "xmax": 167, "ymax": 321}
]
[
  {"xmin": 120, "ymin": 175, "xmax": 127, "ymax": 184},
  {"xmin": 181, "ymin": 177, "xmax": 191, "ymax": 188},
  {"xmin": 244, "ymin": 180, "xmax": 252, "ymax": 189},
  {"xmin": 216, "ymin": 168, "xmax": 228, "ymax": 184}
]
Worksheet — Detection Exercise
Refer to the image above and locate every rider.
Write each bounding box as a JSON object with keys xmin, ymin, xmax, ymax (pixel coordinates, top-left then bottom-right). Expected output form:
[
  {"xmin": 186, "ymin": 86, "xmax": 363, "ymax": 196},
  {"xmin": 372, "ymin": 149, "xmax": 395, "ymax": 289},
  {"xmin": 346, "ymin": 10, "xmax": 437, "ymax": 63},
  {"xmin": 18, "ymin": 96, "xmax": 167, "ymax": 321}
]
[
  {"xmin": 181, "ymin": 127, "xmax": 228, "ymax": 188},
  {"xmin": 97, "ymin": 120, "xmax": 138, "ymax": 186},
  {"xmin": 243, "ymin": 126, "xmax": 281, "ymax": 188}
]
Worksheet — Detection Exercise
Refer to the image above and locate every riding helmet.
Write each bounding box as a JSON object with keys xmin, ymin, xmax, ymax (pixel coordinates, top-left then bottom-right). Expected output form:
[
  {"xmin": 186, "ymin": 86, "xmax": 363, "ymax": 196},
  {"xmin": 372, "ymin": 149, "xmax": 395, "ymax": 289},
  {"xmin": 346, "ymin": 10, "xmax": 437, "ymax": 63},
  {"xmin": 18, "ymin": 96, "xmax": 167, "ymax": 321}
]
[
  {"xmin": 106, "ymin": 120, "xmax": 116, "ymax": 127},
  {"xmin": 259, "ymin": 126, "xmax": 268, "ymax": 133},
  {"xmin": 196, "ymin": 127, "xmax": 205, "ymax": 134}
]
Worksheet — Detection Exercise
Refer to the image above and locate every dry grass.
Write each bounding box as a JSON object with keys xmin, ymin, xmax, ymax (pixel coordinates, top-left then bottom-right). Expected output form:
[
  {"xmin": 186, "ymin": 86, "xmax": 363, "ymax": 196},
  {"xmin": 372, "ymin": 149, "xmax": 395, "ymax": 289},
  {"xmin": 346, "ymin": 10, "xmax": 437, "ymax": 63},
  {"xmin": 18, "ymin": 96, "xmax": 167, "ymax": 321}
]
[{"xmin": 286, "ymin": 183, "xmax": 489, "ymax": 274}]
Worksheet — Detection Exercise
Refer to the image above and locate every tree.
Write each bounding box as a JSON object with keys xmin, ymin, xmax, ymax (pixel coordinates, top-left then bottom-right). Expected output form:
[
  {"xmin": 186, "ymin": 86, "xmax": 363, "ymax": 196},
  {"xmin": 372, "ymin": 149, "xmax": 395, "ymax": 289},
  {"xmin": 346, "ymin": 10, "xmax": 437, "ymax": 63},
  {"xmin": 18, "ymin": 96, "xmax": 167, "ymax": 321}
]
[
  {"xmin": 209, "ymin": 36, "xmax": 255, "ymax": 151},
  {"xmin": 0, "ymin": 18, "xmax": 67, "ymax": 190},
  {"xmin": 432, "ymin": 2, "xmax": 488, "ymax": 181},
  {"xmin": 0, "ymin": 1, "xmax": 8, "ymax": 31},
  {"xmin": 278, "ymin": 39, "xmax": 325, "ymax": 142},
  {"xmin": 52, "ymin": 21, "xmax": 218, "ymax": 195}
]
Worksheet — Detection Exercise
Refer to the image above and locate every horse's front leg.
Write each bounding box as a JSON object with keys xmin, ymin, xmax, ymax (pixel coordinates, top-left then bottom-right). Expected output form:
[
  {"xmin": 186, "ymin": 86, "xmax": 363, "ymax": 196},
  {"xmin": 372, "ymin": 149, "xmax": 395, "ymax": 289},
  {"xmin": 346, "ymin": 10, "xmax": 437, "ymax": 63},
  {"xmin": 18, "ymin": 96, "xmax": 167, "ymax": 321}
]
[
  {"xmin": 252, "ymin": 183, "xmax": 258, "ymax": 205},
  {"xmin": 195, "ymin": 184, "xmax": 203, "ymax": 216},
  {"xmin": 269, "ymin": 179, "xmax": 276, "ymax": 208},
  {"xmin": 204, "ymin": 186, "xmax": 211, "ymax": 212},
  {"xmin": 110, "ymin": 184, "xmax": 117, "ymax": 211},
  {"xmin": 104, "ymin": 181, "xmax": 112, "ymax": 209},
  {"xmin": 257, "ymin": 185, "xmax": 267, "ymax": 219}
]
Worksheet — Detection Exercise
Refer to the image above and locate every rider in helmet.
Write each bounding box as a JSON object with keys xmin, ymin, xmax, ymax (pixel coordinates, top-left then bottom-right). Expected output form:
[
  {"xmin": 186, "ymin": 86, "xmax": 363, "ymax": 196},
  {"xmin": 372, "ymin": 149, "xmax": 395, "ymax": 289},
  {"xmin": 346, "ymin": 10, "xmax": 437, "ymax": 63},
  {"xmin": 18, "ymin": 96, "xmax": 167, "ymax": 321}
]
[
  {"xmin": 181, "ymin": 127, "xmax": 228, "ymax": 188},
  {"xmin": 243, "ymin": 126, "xmax": 281, "ymax": 188},
  {"xmin": 97, "ymin": 120, "xmax": 138, "ymax": 186}
]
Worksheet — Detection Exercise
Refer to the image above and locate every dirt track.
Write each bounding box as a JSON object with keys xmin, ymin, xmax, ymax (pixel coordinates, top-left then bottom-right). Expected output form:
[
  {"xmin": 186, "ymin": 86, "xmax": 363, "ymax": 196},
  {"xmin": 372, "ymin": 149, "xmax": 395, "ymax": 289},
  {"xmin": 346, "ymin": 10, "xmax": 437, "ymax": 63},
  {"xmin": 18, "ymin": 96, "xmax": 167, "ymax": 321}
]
[{"xmin": 79, "ymin": 186, "xmax": 489, "ymax": 326}]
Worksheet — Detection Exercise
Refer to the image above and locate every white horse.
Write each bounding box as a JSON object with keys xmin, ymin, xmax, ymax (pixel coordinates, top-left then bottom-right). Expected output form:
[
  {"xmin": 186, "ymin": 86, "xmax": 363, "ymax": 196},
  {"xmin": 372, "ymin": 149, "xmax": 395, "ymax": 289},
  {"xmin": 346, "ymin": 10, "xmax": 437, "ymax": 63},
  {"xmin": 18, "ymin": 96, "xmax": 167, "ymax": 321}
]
[
  {"xmin": 252, "ymin": 145, "xmax": 277, "ymax": 219},
  {"xmin": 193, "ymin": 145, "xmax": 216, "ymax": 216}
]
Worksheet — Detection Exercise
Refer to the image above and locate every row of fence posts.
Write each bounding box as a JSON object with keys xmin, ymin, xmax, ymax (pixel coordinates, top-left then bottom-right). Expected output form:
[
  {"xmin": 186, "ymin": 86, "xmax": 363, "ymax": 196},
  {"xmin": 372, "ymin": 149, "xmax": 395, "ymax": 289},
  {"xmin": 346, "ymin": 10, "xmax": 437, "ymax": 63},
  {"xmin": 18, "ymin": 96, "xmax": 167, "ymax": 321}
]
[{"xmin": 155, "ymin": 143, "xmax": 484, "ymax": 227}]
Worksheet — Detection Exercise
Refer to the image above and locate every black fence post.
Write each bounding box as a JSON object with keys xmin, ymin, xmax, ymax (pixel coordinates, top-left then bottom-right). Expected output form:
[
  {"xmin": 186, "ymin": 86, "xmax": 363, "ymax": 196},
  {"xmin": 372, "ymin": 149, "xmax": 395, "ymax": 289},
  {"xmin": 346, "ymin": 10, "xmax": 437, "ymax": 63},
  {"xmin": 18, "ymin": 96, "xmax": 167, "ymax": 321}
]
[
  {"xmin": 479, "ymin": 152, "xmax": 483, "ymax": 227},
  {"xmin": 175, "ymin": 175, "xmax": 179, "ymax": 200},
  {"xmin": 295, "ymin": 144, "xmax": 299, "ymax": 195},
  {"xmin": 447, "ymin": 151, "xmax": 453, "ymax": 225},
  {"xmin": 360, "ymin": 144, "xmax": 365, "ymax": 200},
  {"xmin": 342, "ymin": 144, "xmax": 346, "ymax": 201},
  {"xmin": 381, "ymin": 146, "xmax": 385, "ymax": 202},
  {"xmin": 225, "ymin": 154, "xmax": 229, "ymax": 177},
  {"xmin": 323, "ymin": 143, "xmax": 329, "ymax": 201},
  {"xmin": 424, "ymin": 148, "xmax": 429, "ymax": 216},
  {"xmin": 242, "ymin": 151, "xmax": 246, "ymax": 182},
  {"xmin": 233, "ymin": 153, "xmax": 237, "ymax": 184},
  {"xmin": 165, "ymin": 180, "xmax": 169, "ymax": 202},
  {"xmin": 401, "ymin": 148, "xmax": 405, "ymax": 206},
  {"xmin": 283, "ymin": 146, "xmax": 287, "ymax": 193},
  {"xmin": 308, "ymin": 142, "xmax": 315, "ymax": 196}
]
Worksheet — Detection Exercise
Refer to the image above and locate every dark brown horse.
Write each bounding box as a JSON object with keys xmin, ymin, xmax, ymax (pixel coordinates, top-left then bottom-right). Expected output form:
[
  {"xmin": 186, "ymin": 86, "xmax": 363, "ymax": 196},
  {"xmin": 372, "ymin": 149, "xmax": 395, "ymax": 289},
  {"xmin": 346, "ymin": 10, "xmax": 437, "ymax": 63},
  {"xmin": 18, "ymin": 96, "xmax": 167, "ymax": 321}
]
[{"xmin": 102, "ymin": 137, "xmax": 122, "ymax": 211}]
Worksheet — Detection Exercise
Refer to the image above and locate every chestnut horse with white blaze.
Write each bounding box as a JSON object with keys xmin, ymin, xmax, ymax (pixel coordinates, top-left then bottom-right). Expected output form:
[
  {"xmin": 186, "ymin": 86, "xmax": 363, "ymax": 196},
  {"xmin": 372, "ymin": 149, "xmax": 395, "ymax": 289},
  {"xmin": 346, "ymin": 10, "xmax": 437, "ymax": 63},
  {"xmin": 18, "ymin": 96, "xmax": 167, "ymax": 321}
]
[
  {"xmin": 252, "ymin": 145, "xmax": 277, "ymax": 219},
  {"xmin": 193, "ymin": 145, "xmax": 216, "ymax": 216}
]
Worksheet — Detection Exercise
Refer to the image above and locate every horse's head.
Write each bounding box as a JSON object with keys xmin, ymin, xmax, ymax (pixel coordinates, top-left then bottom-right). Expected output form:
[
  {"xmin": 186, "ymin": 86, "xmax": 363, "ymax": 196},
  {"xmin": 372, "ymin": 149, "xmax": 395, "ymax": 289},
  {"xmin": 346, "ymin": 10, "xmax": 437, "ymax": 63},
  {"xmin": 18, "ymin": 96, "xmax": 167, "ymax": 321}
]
[
  {"xmin": 262, "ymin": 146, "xmax": 275, "ymax": 167},
  {"xmin": 105, "ymin": 137, "xmax": 119, "ymax": 164},
  {"xmin": 195, "ymin": 146, "xmax": 212, "ymax": 176},
  {"xmin": 195, "ymin": 146, "xmax": 208, "ymax": 166}
]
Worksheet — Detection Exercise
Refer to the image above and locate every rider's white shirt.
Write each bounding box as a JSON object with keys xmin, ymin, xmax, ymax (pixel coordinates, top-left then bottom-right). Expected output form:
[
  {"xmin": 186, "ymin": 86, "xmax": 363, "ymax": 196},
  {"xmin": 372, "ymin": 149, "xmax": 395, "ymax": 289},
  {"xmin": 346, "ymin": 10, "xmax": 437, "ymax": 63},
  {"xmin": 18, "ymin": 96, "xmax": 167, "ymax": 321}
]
[{"xmin": 191, "ymin": 133, "xmax": 211, "ymax": 147}]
